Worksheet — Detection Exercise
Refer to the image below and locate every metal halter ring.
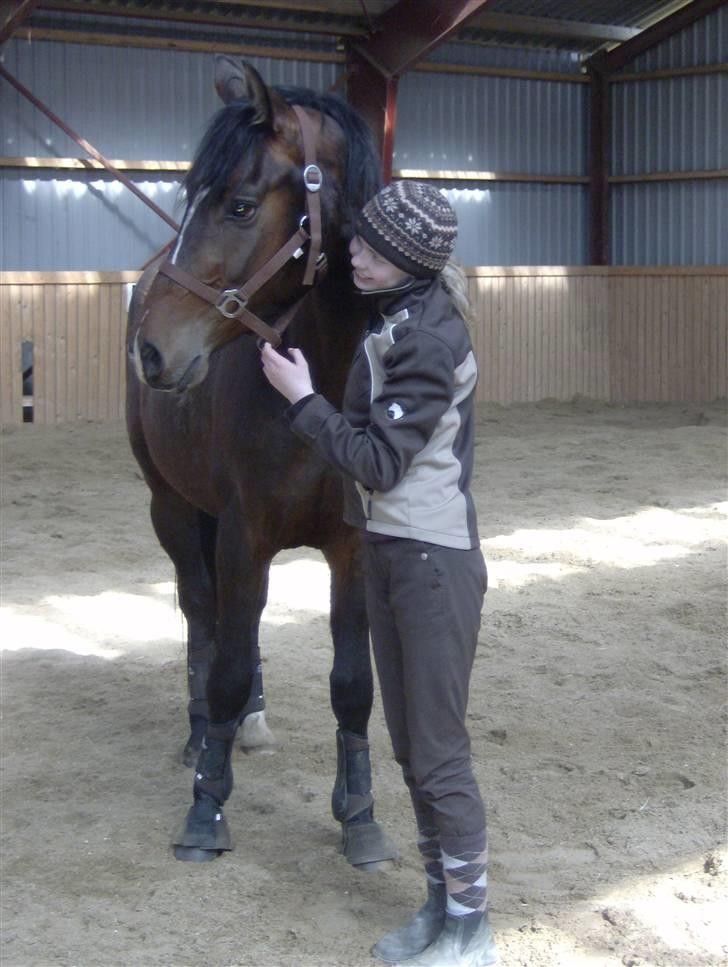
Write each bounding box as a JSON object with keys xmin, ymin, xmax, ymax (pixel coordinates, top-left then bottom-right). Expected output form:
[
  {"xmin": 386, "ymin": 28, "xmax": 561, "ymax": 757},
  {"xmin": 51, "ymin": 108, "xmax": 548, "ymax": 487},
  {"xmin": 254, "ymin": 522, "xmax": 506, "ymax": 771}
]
[
  {"xmin": 217, "ymin": 290, "xmax": 248, "ymax": 318},
  {"xmin": 303, "ymin": 164, "xmax": 322, "ymax": 192}
]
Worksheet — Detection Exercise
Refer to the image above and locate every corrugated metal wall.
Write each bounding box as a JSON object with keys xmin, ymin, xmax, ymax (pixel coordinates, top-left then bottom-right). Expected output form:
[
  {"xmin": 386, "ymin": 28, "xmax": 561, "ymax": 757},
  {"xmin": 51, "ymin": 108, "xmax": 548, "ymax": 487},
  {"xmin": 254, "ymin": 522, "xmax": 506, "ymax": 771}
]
[
  {"xmin": 394, "ymin": 65, "xmax": 589, "ymax": 265},
  {"xmin": 396, "ymin": 56, "xmax": 585, "ymax": 172},
  {"xmin": 441, "ymin": 183, "xmax": 589, "ymax": 266},
  {"xmin": 0, "ymin": 39, "xmax": 341, "ymax": 270},
  {"xmin": 1, "ymin": 39, "xmax": 340, "ymax": 158},
  {"xmin": 610, "ymin": 6, "xmax": 727, "ymax": 265},
  {"xmin": 1, "ymin": 8, "xmax": 726, "ymax": 271},
  {"xmin": 1, "ymin": 170, "xmax": 183, "ymax": 272}
]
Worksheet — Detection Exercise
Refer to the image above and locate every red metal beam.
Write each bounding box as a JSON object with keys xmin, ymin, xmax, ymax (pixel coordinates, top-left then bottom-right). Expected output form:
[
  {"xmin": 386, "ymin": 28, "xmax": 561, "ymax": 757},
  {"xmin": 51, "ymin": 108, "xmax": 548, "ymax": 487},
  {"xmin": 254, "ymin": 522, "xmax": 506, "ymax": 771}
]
[
  {"xmin": 0, "ymin": 64, "xmax": 180, "ymax": 232},
  {"xmin": 347, "ymin": 0, "xmax": 496, "ymax": 180},
  {"xmin": 381, "ymin": 72, "xmax": 398, "ymax": 185},
  {"xmin": 587, "ymin": 0, "xmax": 726, "ymax": 73},
  {"xmin": 346, "ymin": 46, "xmax": 398, "ymax": 182},
  {"xmin": 357, "ymin": 0, "xmax": 497, "ymax": 77},
  {"xmin": 0, "ymin": 0, "xmax": 39, "ymax": 43}
]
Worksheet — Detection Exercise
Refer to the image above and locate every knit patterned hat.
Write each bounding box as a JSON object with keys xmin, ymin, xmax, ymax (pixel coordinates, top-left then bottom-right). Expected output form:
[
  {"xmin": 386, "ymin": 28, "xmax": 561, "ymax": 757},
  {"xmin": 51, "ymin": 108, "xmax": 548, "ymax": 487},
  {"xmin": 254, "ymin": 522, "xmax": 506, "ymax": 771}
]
[{"xmin": 356, "ymin": 181, "xmax": 457, "ymax": 278}]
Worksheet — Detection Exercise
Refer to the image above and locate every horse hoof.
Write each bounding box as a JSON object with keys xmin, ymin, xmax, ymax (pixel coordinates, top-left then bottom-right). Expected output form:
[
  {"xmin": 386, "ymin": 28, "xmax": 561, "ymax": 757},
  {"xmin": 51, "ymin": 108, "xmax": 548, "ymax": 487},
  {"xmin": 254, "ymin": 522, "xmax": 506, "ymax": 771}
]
[
  {"xmin": 239, "ymin": 710, "xmax": 277, "ymax": 754},
  {"xmin": 172, "ymin": 797, "xmax": 232, "ymax": 858},
  {"xmin": 342, "ymin": 821, "xmax": 400, "ymax": 870},
  {"xmin": 174, "ymin": 846, "xmax": 223, "ymax": 863}
]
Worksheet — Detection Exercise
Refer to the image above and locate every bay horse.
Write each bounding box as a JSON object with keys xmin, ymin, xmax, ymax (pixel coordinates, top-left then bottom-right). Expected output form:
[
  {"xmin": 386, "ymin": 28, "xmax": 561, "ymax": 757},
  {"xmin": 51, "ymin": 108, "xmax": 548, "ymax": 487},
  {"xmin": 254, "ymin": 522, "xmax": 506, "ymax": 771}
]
[{"xmin": 126, "ymin": 56, "xmax": 397, "ymax": 867}]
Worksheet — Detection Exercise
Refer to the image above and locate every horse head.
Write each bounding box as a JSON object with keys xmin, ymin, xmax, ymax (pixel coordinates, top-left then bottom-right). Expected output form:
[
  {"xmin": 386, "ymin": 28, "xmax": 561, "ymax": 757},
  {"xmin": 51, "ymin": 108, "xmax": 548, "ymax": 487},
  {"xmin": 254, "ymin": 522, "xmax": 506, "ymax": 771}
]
[{"xmin": 131, "ymin": 57, "xmax": 379, "ymax": 393}]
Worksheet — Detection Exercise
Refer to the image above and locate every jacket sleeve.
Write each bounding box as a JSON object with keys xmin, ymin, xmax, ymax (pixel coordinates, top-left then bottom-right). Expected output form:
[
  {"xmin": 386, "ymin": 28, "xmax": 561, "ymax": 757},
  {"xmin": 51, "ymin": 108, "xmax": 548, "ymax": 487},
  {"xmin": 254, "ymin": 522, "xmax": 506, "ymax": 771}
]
[{"xmin": 287, "ymin": 330, "xmax": 454, "ymax": 492}]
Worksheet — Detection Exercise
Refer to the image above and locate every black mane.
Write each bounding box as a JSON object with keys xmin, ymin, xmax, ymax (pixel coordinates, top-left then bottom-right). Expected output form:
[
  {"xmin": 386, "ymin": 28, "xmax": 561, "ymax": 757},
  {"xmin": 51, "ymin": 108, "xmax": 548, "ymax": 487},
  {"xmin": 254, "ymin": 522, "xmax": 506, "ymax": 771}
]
[{"xmin": 184, "ymin": 86, "xmax": 382, "ymax": 227}]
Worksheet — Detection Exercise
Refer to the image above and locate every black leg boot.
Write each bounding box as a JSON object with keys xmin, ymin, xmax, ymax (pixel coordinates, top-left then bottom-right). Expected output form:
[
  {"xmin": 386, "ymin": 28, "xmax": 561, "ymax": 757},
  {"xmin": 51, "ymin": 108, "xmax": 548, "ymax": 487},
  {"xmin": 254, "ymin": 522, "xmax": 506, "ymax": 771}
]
[
  {"xmin": 173, "ymin": 717, "xmax": 237, "ymax": 861},
  {"xmin": 400, "ymin": 912, "xmax": 499, "ymax": 967},
  {"xmin": 182, "ymin": 645, "xmax": 210, "ymax": 767},
  {"xmin": 331, "ymin": 729, "xmax": 399, "ymax": 868},
  {"xmin": 371, "ymin": 882, "xmax": 446, "ymax": 964}
]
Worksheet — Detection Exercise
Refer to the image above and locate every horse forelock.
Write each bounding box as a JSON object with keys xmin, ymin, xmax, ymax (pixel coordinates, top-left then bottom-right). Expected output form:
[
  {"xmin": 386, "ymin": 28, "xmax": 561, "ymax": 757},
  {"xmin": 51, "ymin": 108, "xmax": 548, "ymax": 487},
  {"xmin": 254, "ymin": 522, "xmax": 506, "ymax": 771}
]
[{"xmin": 184, "ymin": 101, "xmax": 268, "ymax": 210}]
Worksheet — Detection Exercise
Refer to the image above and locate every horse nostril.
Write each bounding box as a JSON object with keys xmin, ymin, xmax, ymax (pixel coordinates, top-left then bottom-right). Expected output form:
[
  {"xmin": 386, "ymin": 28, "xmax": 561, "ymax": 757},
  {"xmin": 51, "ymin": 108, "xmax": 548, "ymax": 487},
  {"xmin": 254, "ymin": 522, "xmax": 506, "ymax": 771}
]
[{"xmin": 140, "ymin": 340, "xmax": 164, "ymax": 382}]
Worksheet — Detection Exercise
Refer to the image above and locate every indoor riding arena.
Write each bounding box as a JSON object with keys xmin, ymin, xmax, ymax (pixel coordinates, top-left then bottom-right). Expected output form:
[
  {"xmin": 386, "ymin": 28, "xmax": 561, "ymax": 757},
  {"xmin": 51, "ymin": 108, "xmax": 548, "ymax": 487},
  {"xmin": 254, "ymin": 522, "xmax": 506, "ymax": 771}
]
[{"xmin": 1, "ymin": 3, "xmax": 726, "ymax": 966}]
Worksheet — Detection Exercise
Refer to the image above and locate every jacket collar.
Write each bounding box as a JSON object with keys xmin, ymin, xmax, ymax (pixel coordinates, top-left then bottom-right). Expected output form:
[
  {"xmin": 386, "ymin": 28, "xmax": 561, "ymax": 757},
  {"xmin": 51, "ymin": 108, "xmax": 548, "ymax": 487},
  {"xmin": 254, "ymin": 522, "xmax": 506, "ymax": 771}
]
[{"xmin": 378, "ymin": 277, "xmax": 435, "ymax": 318}]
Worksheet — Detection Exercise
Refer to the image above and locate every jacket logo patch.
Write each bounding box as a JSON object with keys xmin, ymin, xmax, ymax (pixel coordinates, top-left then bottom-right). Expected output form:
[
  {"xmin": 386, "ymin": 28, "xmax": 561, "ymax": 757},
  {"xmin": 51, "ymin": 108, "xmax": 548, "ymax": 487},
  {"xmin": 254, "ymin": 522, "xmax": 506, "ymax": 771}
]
[{"xmin": 387, "ymin": 401, "xmax": 406, "ymax": 420}]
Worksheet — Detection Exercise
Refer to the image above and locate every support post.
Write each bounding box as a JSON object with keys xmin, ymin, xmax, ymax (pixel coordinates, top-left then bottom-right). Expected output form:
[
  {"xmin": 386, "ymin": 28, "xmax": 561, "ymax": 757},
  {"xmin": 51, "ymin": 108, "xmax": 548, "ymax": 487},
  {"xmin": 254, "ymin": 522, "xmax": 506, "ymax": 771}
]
[
  {"xmin": 347, "ymin": 0, "xmax": 496, "ymax": 181},
  {"xmin": 346, "ymin": 45, "xmax": 399, "ymax": 184},
  {"xmin": 588, "ymin": 66, "xmax": 610, "ymax": 266}
]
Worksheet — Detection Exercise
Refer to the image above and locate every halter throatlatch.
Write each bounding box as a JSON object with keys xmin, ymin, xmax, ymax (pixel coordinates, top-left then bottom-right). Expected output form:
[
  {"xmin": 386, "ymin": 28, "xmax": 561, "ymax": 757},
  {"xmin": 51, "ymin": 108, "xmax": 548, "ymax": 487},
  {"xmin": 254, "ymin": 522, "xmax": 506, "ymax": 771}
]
[{"xmin": 156, "ymin": 105, "xmax": 326, "ymax": 349}]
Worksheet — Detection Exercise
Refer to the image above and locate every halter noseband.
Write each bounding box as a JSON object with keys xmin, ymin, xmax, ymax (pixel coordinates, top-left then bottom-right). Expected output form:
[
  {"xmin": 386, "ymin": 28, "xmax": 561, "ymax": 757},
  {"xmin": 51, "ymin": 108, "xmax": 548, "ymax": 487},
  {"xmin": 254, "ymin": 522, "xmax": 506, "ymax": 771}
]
[{"xmin": 156, "ymin": 105, "xmax": 327, "ymax": 349}]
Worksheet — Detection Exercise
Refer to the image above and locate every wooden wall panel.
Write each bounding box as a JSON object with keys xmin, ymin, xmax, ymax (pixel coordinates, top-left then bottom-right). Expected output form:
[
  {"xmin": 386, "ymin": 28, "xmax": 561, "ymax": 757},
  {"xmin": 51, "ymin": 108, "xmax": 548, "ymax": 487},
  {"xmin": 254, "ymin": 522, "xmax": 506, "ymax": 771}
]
[
  {"xmin": 466, "ymin": 269, "xmax": 614, "ymax": 404},
  {"xmin": 1, "ymin": 284, "xmax": 22, "ymax": 422},
  {"xmin": 0, "ymin": 273, "xmax": 136, "ymax": 426},
  {"xmin": 466, "ymin": 267, "xmax": 727, "ymax": 405},
  {"xmin": 604, "ymin": 269, "xmax": 727, "ymax": 403},
  {"xmin": 1, "ymin": 268, "xmax": 726, "ymax": 426}
]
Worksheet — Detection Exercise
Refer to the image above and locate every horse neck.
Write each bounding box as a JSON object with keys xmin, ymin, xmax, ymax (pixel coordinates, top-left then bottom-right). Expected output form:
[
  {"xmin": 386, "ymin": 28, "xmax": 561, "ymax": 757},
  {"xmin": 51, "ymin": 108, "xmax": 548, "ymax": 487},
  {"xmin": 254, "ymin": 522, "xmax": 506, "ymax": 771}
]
[{"xmin": 291, "ymin": 271, "xmax": 369, "ymax": 407}]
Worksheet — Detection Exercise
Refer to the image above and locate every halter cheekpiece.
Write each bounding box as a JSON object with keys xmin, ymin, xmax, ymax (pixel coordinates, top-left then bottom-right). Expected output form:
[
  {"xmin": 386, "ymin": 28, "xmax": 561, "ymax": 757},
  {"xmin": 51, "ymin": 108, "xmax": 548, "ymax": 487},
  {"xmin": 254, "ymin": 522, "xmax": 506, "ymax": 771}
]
[{"xmin": 156, "ymin": 105, "xmax": 327, "ymax": 348}]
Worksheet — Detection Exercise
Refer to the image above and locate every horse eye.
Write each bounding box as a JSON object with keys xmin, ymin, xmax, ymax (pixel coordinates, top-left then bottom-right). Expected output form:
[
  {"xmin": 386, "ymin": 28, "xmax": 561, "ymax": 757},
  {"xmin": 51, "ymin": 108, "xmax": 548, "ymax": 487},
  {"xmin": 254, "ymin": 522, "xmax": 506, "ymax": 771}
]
[{"xmin": 230, "ymin": 200, "xmax": 256, "ymax": 221}]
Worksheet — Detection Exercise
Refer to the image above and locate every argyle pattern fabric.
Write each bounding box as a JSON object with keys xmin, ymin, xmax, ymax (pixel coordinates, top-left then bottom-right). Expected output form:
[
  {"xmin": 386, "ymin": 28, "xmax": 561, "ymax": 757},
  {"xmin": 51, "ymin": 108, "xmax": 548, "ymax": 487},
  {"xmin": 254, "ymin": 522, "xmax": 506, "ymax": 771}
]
[
  {"xmin": 418, "ymin": 825, "xmax": 445, "ymax": 886},
  {"xmin": 442, "ymin": 841, "xmax": 488, "ymax": 917}
]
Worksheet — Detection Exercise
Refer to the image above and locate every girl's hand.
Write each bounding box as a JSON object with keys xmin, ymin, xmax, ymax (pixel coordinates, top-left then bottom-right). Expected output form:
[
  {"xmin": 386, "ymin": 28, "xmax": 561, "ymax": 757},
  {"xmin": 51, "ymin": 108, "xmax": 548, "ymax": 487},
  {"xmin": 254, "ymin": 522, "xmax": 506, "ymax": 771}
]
[{"xmin": 260, "ymin": 343, "xmax": 314, "ymax": 404}]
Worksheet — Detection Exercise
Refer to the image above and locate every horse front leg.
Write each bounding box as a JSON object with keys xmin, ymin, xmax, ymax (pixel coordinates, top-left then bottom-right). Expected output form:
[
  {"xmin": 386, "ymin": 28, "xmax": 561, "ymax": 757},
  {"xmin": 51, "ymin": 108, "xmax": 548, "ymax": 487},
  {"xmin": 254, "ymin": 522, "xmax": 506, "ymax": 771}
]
[
  {"xmin": 148, "ymin": 492, "xmax": 216, "ymax": 767},
  {"xmin": 173, "ymin": 521, "xmax": 272, "ymax": 863},
  {"xmin": 324, "ymin": 532, "xmax": 400, "ymax": 871}
]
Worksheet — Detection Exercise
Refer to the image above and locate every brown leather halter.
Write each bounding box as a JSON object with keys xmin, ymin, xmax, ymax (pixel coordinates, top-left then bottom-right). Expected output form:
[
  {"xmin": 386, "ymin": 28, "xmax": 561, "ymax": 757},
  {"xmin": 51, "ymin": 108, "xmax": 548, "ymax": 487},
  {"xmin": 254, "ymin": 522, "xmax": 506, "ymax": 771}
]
[{"xmin": 156, "ymin": 105, "xmax": 327, "ymax": 349}]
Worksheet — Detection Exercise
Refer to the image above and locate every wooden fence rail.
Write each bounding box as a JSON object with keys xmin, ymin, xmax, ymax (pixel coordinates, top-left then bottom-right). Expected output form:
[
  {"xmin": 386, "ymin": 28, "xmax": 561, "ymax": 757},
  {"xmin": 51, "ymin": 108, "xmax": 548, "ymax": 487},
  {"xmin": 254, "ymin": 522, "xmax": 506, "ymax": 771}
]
[{"xmin": 1, "ymin": 267, "xmax": 726, "ymax": 426}]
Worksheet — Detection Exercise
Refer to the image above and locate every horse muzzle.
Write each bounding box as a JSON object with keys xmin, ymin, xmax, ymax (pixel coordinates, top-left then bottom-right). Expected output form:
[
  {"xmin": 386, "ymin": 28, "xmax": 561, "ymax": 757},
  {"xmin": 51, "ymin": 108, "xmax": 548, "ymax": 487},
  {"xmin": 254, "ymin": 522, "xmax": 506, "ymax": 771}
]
[{"xmin": 132, "ymin": 331, "xmax": 208, "ymax": 393}]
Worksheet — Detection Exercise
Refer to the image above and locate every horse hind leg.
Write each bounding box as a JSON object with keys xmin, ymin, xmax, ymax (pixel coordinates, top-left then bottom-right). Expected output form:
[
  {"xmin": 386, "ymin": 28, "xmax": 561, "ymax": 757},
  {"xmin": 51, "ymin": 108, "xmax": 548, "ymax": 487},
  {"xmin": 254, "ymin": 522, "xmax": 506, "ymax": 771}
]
[
  {"xmin": 238, "ymin": 660, "xmax": 275, "ymax": 753},
  {"xmin": 198, "ymin": 512, "xmax": 273, "ymax": 755},
  {"xmin": 151, "ymin": 497, "xmax": 274, "ymax": 760},
  {"xmin": 324, "ymin": 535, "xmax": 400, "ymax": 871}
]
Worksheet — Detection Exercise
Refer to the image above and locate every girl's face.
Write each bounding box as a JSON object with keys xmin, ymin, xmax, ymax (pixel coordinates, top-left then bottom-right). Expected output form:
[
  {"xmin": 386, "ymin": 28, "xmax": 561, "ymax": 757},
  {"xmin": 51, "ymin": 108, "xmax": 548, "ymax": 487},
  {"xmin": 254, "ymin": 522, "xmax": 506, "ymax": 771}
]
[{"xmin": 349, "ymin": 235, "xmax": 410, "ymax": 291}]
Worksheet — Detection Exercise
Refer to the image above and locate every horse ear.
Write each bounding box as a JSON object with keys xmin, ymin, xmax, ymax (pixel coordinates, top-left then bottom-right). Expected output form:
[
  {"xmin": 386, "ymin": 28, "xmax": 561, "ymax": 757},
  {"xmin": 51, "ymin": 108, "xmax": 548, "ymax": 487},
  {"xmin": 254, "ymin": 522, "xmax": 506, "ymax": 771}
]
[{"xmin": 214, "ymin": 56, "xmax": 273, "ymax": 126}]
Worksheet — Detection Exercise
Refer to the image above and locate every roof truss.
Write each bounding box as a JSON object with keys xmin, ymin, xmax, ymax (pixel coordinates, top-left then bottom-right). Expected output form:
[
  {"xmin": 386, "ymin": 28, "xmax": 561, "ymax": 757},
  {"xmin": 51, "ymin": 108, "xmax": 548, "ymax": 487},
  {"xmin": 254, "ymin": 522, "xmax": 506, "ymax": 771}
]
[{"xmin": 0, "ymin": 0, "xmax": 39, "ymax": 42}]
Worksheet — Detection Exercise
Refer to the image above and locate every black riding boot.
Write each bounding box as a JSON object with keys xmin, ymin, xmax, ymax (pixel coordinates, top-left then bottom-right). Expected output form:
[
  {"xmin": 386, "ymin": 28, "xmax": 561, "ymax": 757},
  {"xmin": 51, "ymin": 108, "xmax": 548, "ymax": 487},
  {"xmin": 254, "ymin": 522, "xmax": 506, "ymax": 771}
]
[
  {"xmin": 400, "ymin": 912, "xmax": 499, "ymax": 967},
  {"xmin": 371, "ymin": 882, "xmax": 446, "ymax": 964}
]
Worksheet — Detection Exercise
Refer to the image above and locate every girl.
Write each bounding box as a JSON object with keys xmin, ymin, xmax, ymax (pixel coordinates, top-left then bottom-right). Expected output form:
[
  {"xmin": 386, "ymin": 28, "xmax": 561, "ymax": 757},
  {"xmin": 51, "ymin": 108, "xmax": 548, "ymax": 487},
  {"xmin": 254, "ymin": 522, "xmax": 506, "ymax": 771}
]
[{"xmin": 261, "ymin": 181, "xmax": 498, "ymax": 967}]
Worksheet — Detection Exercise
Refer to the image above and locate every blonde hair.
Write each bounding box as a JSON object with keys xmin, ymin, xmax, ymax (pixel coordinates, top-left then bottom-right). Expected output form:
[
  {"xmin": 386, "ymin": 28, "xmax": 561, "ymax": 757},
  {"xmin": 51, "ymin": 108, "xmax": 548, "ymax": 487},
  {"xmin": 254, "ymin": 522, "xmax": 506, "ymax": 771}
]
[{"xmin": 439, "ymin": 258, "xmax": 474, "ymax": 326}]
